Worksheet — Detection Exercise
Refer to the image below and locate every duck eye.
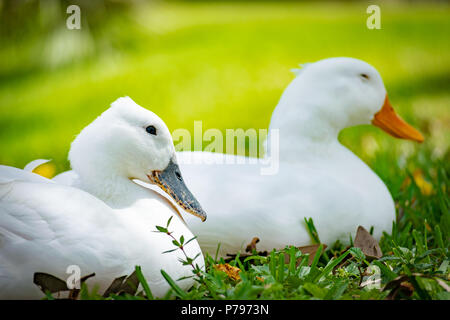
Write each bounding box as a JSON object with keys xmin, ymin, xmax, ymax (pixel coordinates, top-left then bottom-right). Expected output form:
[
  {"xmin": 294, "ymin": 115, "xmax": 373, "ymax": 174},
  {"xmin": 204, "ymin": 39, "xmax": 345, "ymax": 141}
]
[
  {"xmin": 360, "ymin": 73, "xmax": 370, "ymax": 80},
  {"xmin": 146, "ymin": 125, "xmax": 157, "ymax": 135}
]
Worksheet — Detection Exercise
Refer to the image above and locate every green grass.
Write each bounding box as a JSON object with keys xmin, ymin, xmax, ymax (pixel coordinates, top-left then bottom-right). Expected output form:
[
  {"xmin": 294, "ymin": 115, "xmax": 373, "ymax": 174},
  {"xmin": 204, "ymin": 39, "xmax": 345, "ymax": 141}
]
[
  {"xmin": 72, "ymin": 150, "xmax": 448, "ymax": 300},
  {"xmin": 1, "ymin": 1, "xmax": 449, "ymax": 300}
]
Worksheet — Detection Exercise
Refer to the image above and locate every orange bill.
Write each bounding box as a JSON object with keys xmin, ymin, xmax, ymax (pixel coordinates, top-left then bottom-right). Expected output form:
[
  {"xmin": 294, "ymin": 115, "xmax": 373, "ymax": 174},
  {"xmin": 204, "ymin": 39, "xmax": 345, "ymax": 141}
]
[{"xmin": 372, "ymin": 95, "xmax": 424, "ymax": 143}]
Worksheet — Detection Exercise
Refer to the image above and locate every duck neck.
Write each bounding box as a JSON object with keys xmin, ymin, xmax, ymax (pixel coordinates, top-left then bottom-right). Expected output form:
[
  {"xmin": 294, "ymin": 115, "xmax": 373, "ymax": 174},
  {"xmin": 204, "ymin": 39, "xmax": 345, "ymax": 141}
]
[
  {"xmin": 267, "ymin": 99, "xmax": 345, "ymax": 162},
  {"xmin": 76, "ymin": 168, "xmax": 153, "ymax": 209}
]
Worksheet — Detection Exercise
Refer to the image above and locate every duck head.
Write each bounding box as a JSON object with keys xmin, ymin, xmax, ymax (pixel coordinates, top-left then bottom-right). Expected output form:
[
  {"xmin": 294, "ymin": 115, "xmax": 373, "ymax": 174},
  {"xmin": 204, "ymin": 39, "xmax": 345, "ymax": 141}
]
[
  {"xmin": 271, "ymin": 57, "xmax": 424, "ymax": 147},
  {"xmin": 69, "ymin": 97, "xmax": 206, "ymax": 221}
]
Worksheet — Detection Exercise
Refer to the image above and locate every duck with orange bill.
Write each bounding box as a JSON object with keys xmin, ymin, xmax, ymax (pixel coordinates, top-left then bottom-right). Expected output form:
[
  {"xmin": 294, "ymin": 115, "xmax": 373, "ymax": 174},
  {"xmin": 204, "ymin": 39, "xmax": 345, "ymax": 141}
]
[{"xmin": 175, "ymin": 57, "xmax": 424, "ymax": 257}]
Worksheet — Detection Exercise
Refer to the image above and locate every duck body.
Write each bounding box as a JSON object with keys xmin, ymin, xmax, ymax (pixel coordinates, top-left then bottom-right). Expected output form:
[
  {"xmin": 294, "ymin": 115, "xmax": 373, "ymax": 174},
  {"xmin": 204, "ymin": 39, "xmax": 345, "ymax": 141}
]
[
  {"xmin": 175, "ymin": 57, "xmax": 423, "ymax": 257},
  {"xmin": 177, "ymin": 142, "xmax": 395, "ymax": 256},
  {"xmin": 0, "ymin": 97, "xmax": 206, "ymax": 299},
  {"xmin": 0, "ymin": 166, "xmax": 201, "ymax": 299}
]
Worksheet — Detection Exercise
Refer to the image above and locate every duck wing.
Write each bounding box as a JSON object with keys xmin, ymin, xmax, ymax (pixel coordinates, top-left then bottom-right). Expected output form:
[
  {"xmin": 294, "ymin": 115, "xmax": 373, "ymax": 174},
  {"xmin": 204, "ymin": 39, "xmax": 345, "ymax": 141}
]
[
  {"xmin": 52, "ymin": 170, "xmax": 80, "ymax": 186},
  {"xmin": 0, "ymin": 165, "xmax": 127, "ymax": 299},
  {"xmin": 23, "ymin": 159, "xmax": 80, "ymax": 187}
]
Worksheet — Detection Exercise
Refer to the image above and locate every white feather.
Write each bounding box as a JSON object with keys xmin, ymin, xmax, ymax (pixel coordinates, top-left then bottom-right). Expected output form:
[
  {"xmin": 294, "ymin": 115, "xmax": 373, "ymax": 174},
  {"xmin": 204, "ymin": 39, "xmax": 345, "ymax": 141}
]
[
  {"xmin": 176, "ymin": 58, "xmax": 395, "ymax": 257},
  {"xmin": 0, "ymin": 97, "xmax": 204, "ymax": 299}
]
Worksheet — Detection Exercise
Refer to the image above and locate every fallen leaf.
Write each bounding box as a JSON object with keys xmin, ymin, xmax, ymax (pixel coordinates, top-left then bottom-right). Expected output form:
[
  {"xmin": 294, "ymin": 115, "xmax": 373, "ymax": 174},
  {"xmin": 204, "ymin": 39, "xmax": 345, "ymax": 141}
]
[
  {"xmin": 103, "ymin": 270, "xmax": 140, "ymax": 297},
  {"xmin": 34, "ymin": 272, "xmax": 95, "ymax": 299},
  {"xmin": 354, "ymin": 226, "xmax": 382, "ymax": 259},
  {"xmin": 214, "ymin": 263, "xmax": 241, "ymax": 281},
  {"xmin": 119, "ymin": 270, "xmax": 140, "ymax": 295},
  {"xmin": 384, "ymin": 278, "xmax": 414, "ymax": 300},
  {"xmin": 245, "ymin": 237, "xmax": 260, "ymax": 253},
  {"xmin": 283, "ymin": 244, "xmax": 328, "ymax": 266},
  {"xmin": 103, "ymin": 275, "xmax": 127, "ymax": 297},
  {"xmin": 382, "ymin": 274, "xmax": 422, "ymax": 300},
  {"xmin": 225, "ymin": 241, "xmax": 268, "ymax": 264},
  {"xmin": 297, "ymin": 244, "xmax": 327, "ymax": 265},
  {"xmin": 33, "ymin": 273, "xmax": 68, "ymax": 294}
]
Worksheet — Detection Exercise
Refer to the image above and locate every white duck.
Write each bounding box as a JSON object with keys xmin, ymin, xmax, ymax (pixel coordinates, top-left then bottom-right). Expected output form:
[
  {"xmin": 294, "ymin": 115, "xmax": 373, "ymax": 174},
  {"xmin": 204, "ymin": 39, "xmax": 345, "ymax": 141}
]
[
  {"xmin": 0, "ymin": 97, "xmax": 206, "ymax": 299},
  {"xmin": 175, "ymin": 57, "xmax": 424, "ymax": 257}
]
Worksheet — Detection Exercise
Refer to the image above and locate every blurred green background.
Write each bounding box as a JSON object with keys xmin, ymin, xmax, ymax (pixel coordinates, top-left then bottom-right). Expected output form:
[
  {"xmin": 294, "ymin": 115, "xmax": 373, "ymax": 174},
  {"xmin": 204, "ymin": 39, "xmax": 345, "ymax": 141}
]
[{"xmin": 0, "ymin": 0, "xmax": 449, "ymax": 174}]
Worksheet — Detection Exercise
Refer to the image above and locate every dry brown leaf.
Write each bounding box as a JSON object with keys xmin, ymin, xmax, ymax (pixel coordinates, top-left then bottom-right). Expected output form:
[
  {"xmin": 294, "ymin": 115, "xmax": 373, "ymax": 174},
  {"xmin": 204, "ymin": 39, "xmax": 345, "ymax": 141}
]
[
  {"xmin": 298, "ymin": 244, "xmax": 327, "ymax": 265},
  {"xmin": 33, "ymin": 273, "xmax": 68, "ymax": 294},
  {"xmin": 387, "ymin": 281, "xmax": 415, "ymax": 300},
  {"xmin": 34, "ymin": 271, "xmax": 95, "ymax": 300},
  {"xmin": 283, "ymin": 244, "xmax": 327, "ymax": 266},
  {"xmin": 225, "ymin": 237, "xmax": 267, "ymax": 263},
  {"xmin": 227, "ymin": 238, "xmax": 325, "ymax": 267},
  {"xmin": 386, "ymin": 281, "xmax": 414, "ymax": 300},
  {"xmin": 119, "ymin": 270, "xmax": 140, "ymax": 295},
  {"xmin": 354, "ymin": 226, "xmax": 382, "ymax": 259},
  {"xmin": 383, "ymin": 275, "xmax": 416, "ymax": 300},
  {"xmin": 103, "ymin": 275, "xmax": 127, "ymax": 297},
  {"xmin": 102, "ymin": 271, "xmax": 140, "ymax": 297},
  {"xmin": 214, "ymin": 263, "xmax": 241, "ymax": 281},
  {"xmin": 245, "ymin": 237, "xmax": 260, "ymax": 253}
]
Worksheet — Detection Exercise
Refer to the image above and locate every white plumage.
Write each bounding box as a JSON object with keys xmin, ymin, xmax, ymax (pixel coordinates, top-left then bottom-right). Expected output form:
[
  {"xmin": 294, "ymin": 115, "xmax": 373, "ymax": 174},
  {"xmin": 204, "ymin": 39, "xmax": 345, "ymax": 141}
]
[
  {"xmin": 176, "ymin": 57, "xmax": 422, "ymax": 257},
  {"xmin": 0, "ymin": 97, "xmax": 205, "ymax": 299},
  {"xmin": 22, "ymin": 58, "xmax": 423, "ymax": 261}
]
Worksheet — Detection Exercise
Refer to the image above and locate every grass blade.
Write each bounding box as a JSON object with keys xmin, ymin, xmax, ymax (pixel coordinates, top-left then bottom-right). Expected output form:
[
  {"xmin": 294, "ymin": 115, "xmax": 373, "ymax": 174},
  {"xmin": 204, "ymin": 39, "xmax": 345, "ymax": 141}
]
[
  {"xmin": 135, "ymin": 266, "xmax": 154, "ymax": 300},
  {"xmin": 315, "ymin": 250, "xmax": 350, "ymax": 282},
  {"xmin": 160, "ymin": 269, "xmax": 187, "ymax": 299}
]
